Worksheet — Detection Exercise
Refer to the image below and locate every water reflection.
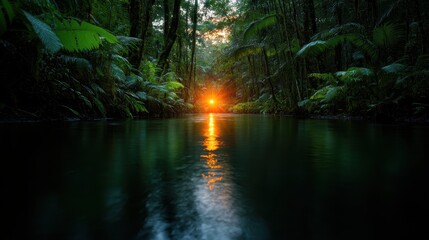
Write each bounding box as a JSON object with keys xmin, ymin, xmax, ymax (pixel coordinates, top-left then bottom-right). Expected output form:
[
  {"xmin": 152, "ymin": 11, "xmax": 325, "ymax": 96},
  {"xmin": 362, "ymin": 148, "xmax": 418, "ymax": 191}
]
[
  {"xmin": 192, "ymin": 113, "xmax": 243, "ymax": 238},
  {"xmin": 201, "ymin": 113, "xmax": 223, "ymax": 190},
  {"xmin": 4, "ymin": 115, "xmax": 425, "ymax": 239}
]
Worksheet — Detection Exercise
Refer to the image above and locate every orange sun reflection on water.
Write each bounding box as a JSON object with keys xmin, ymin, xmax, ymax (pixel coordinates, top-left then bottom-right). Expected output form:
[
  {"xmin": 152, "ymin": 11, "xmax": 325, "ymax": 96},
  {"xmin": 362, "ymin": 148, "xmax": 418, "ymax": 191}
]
[{"xmin": 201, "ymin": 113, "xmax": 223, "ymax": 190}]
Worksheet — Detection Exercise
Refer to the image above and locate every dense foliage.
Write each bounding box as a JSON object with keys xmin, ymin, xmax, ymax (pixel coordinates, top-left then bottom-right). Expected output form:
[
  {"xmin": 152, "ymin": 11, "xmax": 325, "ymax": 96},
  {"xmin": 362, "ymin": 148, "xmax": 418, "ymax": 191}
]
[
  {"xmin": 221, "ymin": 0, "xmax": 429, "ymax": 120},
  {"xmin": 0, "ymin": 0, "xmax": 203, "ymax": 119},
  {"xmin": 1, "ymin": 0, "xmax": 428, "ymax": 121}
]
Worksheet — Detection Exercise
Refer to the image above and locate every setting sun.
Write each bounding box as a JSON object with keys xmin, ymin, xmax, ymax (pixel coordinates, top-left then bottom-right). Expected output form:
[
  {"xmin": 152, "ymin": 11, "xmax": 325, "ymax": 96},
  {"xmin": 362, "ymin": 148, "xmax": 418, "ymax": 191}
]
[{"xmin": 209, "ymin": 99, "xmax": 215, "ymax": 105}]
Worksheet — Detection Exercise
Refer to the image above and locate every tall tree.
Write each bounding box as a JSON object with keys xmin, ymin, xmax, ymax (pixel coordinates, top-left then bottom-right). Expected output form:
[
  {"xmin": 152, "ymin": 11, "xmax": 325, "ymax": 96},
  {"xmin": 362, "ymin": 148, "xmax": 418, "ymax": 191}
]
[
  {"xmin": 158, "ymin": 0, "xmax": 182, "ymax": 72},
  {"xmin": 186, "ymin": 0, "xmax": 198, "ymax": 101},
  {"xmin": 129, "ymin": 0, "xmax": 156, "ymax": 68}
]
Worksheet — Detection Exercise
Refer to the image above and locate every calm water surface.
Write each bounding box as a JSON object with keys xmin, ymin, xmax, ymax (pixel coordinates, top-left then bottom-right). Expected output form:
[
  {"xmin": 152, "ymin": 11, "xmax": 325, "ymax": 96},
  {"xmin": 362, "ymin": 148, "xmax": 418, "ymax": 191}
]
[{"xmin": 1, "ymin": 114, "xmax": 428, "ymax": 239}]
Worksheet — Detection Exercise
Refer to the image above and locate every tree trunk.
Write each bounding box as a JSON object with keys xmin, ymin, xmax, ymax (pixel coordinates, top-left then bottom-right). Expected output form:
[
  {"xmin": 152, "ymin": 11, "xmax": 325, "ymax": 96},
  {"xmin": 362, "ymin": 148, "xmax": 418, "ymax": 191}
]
[
  {"xmin": 186, "ymin": 0, "xmax": 198, "ymax": 102},
  {"xmin": 413, "ymin": 0, "xmax": 427, "ymax": 53},
  {"xmin": 163, "ymin": 0, "xmax": 170, "ymax": 46},
  {"xmin": 308, "ymin": 0, "xmax": 317, "ymax": 35},
  {"xmin": 158, "ymin": 0, "xmax": 182, "ymax": 72},
  {"xmin": 335, "ymin": 1, "xmax": 343, "ymax": 70},
  {"xmin": 129, "ymin": 0, "xmax": 156, "ymax": 69},
  {"xmin": 354, "ymin": 0, "xmax": 360, "ymax": 21},
  {"xmin": 262, "ymin": 49, "xmax": 278, "ymax": 103}
]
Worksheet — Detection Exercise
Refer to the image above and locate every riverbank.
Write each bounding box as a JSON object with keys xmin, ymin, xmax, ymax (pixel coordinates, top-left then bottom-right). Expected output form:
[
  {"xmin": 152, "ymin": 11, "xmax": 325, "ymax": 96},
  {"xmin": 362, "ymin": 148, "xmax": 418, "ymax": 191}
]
[{"xmin": 2, "ymin": 108, "xmax": 429, "ymax": 125}]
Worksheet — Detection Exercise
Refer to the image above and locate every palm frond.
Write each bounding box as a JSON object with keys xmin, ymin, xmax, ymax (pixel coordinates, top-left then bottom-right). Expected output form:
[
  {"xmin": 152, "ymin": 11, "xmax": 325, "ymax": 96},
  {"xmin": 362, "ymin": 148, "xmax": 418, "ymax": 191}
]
[
  {"xmin": 228, "ymin": 44, "xmax": 263, "ymax": 60},
  {"xmin": 243, "ymin": 14, "xmax": 277, "ymax": 42},
  {"xmin": 111, "ymin": 63, "xmax": 126, "ymax": 81},
  {"xmin": 113, "ymin": 36, "xmax": 141, "ymax": 53},
  {"xmin": 312, "ymin": 23, "xmax": 366, "ymax": 40},
  {"xmin": 309, "ymin": 85, "xmax": 344, "ymax": 103},
  {"xmin": 324, "ymin": 86, "xmax": 345, "ymax": 103},
  {"xmin": 348, "ymin": 35, "xmax": 378, "ymax": 60},
  {"xmin": 310, "ymin": 86, "xmax": 331, "ymax": 100},
  {"xmin": 373, "ymin": 23, "xmax": 405, "ymax": 48},
  {"xmin": 93, "ymin": 97, "xmax": 106, "ymax": 116},
  {"xmin": 54, "ymin": 18, "xmax": 118, "ymax": 52},
  {"xmin": 23, "ymin": 11, "xmax": 63, "ymax": 53},
  {"xmin": 112, "ymin": 54, "xmax": 131, "ymax": 72},
  {"xmin": 296, "ymin": 40, "xmax": 329, "ymax": 58},
  {"xmin": 381, "ymin": 63, "xmax": 407, "ymax": 74}
]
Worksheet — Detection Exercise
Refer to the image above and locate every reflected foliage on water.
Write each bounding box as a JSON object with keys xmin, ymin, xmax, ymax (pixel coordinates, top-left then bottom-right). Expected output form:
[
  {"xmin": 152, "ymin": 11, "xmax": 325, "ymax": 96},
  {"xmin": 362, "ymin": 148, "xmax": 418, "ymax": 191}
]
[{"xmin": 1, "ymin": 114, "xmax": 428, "ymax": 239}]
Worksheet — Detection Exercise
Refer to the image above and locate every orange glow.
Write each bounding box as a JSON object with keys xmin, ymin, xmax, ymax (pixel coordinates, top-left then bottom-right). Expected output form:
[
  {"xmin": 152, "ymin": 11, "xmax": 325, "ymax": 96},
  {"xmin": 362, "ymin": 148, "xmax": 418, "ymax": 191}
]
[
  {"xmin": 209, "ymin": 99, "xmax": 215, "ymax": 105},
  {"xmin": 203, "ymin": 113, "xmax": 219, "ymax": 151},
  {"xmin": 200, "ymin": 113, "xmax": 223, "ymax": 190}
]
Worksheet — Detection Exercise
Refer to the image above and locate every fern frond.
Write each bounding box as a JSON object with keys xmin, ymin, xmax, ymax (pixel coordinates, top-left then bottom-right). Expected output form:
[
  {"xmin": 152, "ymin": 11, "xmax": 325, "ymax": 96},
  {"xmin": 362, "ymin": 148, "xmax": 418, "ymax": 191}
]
[{"xmin": 23, "ymin": 11, "xmax": 63, "ymax": 53}]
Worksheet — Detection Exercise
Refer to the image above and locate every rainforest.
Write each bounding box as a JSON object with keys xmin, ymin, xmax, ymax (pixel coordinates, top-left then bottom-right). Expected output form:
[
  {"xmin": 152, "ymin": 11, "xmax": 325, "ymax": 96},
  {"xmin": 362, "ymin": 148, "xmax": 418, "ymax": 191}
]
[
  {"xmin": 1, "ymin": 0, "xmax": 428, "ymax": 120},
  {"xmin": 1, "ymin": 1, "xmax": 428, "ymax": 240}
]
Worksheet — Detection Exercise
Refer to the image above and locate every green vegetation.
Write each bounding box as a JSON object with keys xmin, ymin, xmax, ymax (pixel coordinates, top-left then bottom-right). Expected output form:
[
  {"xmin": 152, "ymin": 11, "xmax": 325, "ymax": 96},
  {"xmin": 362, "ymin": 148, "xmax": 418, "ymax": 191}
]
[
  {"xmin": 222, "ymin": 0, "xmax": 429, "ymax": 120},
  {"xmin": 0, "ymin": 0, "xmax": 200, "ymax": 119},
  {"xmin": 1, "ymin": 0, "xmax": 428, "ymax": 121}
]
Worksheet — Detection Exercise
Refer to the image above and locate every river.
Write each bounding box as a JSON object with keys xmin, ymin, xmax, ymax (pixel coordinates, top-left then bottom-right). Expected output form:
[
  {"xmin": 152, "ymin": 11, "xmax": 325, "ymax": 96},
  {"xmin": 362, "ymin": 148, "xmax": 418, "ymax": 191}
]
[{"xmin": 1, "ymin": 114, "xmax": 428, "ymax": 239}]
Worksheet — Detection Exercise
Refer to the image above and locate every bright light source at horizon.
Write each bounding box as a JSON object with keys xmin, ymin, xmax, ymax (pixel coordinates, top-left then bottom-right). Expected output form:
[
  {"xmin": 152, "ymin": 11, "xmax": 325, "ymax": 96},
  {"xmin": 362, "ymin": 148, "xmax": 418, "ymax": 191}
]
[{"xmin": 209, "ymin": 99, "xmax": 215, "ymax": 105}]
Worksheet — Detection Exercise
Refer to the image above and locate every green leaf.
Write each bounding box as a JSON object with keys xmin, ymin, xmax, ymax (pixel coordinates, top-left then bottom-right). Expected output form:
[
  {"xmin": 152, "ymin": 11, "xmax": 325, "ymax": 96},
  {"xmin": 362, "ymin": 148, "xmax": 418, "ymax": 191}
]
[
  {"xmin": 285, "ymin": 38, "xmax": 300, "ymax": 54},
  {"xmin": 0, "ymin": 0, "xmax": 14, "ymax": 35},
  {"xmin": 113, "ymin": 36, "xmax": 141, "ymax": 53},
  {"xmin": 312, "ymin": 23, "xmax": 366, "ymax": 40},
  {"xmin": 60, "ymin": 105, "xmax": 81, "ymax": 117},
  {"xmin": 243, "ymin": 14, "xmax": 277, "ymax": 41},
  {"xmin": 54, "ymin": 19, "xmax": 118, "ymax": 52},
  {"xmin": 93, "ymin": 97, "xmax": 106, "ymax": 116},
  {"xmin": 111, "ymin": 63, "xmax": 126, "ymax": 81},
  {"xmin": 23, "ymin": 11, "xmax": 63, "ymax": 53},
  {"xmin": 308, "ymin": 73, "xmax": 337, "ymax": 83},
  {"xmin": 381, "ymin": 63, "xmax": 407, "ymax": 74},
  {"xmin": 336, "ymin": 67, "xmax": 374, "ymax": 82},
  {"xmin": 228, "ymin": 44, "xmax": 263, "ymax": 60},
  {"xmin": 296, "ymin": 40, "xmax": 328, "ymax": 58},
  {"xmin": 310, "ymin": 86, "xmax": 330, "ymax": 100},
  {"xmin": 1, "ymin": 0, "xmax": 14, "ymax": 20},
  {"xmin": 165, "ymin": 81, "xmax": 184, "ymax": 91},
  {"xmin": 136, "ymin": 91, "xmax": 147, "ymax": 100},
  {"xmin": 323, "ymin": 86, "xmax": 344, "ymax": 103}
]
